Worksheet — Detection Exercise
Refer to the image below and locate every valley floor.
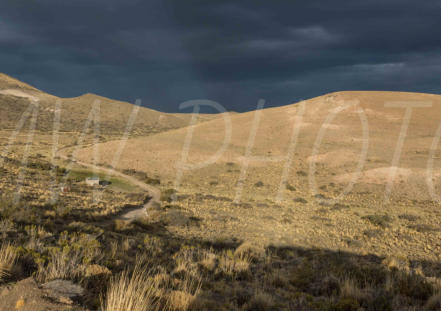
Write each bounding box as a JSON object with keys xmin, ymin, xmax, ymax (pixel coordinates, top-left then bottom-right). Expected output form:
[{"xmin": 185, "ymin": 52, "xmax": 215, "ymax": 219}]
[{"xmin": 0, "ymin": 130, "xmax": 441, "ymax": 310}]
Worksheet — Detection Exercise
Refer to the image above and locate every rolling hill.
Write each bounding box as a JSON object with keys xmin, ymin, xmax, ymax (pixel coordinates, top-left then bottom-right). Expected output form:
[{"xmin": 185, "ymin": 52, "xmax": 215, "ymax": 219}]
[
  {"xmin": 75, "ymin": 90, "xmax": 441, "ymax": 202},
  {"xmin": 0, "ymin": 73, "xmax": 218, "ymax": 135}
]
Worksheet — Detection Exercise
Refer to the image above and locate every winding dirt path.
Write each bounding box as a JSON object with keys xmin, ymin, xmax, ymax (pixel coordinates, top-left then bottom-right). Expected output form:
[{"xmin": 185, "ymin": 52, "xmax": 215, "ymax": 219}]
[{"xmin": 58, "ymin": 148, "xmax": 160, "ymax": 222}]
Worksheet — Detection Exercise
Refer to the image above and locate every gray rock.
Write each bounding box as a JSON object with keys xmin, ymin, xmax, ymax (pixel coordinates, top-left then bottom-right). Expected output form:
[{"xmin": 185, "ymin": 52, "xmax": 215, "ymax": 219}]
[
  {"xmin": 42, "ymin": 279, "xmax": 84, "ymax": 304},
  {"xmin": 0, "ymin": 277, "xmax": 86, "ymax": 310}
]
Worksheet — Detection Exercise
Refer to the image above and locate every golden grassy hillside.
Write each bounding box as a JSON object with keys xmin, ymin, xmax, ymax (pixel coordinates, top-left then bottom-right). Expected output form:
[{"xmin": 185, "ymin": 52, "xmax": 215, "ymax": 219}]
[
  {"xmin": 70, "ymin": 91, "xmax": 441, "ymax": 278},
  {"xmin": 0, "ymin": 73, "xmax": 219, "ymax": 135},
  {"xmin": 2, "ymin": 88, "xmax": 441, "ymax": 310},
  {"xmin": 76, "ymin": 90, "xmax": 441, "ymax": 202}
]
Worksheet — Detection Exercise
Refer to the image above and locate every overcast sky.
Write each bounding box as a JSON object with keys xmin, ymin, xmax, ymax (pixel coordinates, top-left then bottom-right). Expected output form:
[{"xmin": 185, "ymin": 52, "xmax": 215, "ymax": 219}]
[{"xmin": 1, "ymin": 0, "xmax": 441, "ymax": 112}]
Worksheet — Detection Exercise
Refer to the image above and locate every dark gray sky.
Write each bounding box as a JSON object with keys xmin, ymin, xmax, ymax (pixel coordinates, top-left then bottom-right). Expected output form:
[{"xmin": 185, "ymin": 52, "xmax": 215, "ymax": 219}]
[{"xmin": 1, "ymin": 0, "xmax": 441, "ymax": 112}]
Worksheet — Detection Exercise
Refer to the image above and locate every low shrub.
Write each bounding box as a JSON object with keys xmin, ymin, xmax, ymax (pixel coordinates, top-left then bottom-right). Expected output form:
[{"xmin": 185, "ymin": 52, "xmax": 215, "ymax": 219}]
[
  {"xmin": 161, "ymin": 189, "xmax": 177, "ymax": 202},
  {"xmin": 286, "ymin": 183, "xmax": 296, "ymax": 191},
  {"xmin": 254, "ymin": 181, "xmax": 264, "ymax": 187},
  {"xmin": 294, "ymin": 197, "xmax": 308, "ymax": 204},
  {"xmin": 362, "ymin": 214, "xmax": 393, "ymax": 228}
]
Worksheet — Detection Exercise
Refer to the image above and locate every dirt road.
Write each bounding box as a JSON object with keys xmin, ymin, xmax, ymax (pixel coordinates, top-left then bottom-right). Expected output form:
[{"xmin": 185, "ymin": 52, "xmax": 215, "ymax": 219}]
[{"xmin": 58, "ymin": 149, "xmax": 160, "ymax": 222}]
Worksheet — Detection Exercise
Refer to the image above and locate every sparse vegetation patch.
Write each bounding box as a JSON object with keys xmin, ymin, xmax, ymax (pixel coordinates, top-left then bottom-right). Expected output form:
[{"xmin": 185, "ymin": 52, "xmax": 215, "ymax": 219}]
[{"xmin": 362, "ymin": 214, "xmax": 393, "ymax": 228}]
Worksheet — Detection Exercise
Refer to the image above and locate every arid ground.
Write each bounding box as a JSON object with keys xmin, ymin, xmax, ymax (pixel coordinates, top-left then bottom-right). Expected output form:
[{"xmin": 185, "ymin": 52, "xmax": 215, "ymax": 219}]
[{"xmin": 1, "ymin": 73, "xmax": 441, "ymax": 310}]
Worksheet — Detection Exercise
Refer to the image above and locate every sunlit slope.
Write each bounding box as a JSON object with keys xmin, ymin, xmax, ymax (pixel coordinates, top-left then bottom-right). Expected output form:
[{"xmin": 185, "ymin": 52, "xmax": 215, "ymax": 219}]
[
  {"xmin": 76, "ymin": 91, "xmax": 441, "ymax": 201},
  {"xmin": 0, "ymin": 73, "xmax": 219, "ymax": 134}
]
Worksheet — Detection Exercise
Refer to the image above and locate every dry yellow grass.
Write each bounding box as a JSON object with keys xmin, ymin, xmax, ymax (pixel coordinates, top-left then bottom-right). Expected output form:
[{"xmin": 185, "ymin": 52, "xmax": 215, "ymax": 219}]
[
  {"xmin": 166, "ymin": 277, "xmax": 201, "ymax": 311},
  {"xmin": 37, "ymin": 248, "xmax": 83, "ymax": 282},
  {"xmin": 73, "ymin": 90, "xmax": 441, "ymax": 261},
  {"xmin": 0, "ymin": 242, "xmax": 17, "ymax": 281},
  {"xmin": 100, "ymin": 265, "xmax": 161, "ymax": 311},
  {"xmin": 0, "ymin": 72, "xmax": 219, "ymax": 135},
  {"xmin": 3, "ymin": 74, "xmax": 441, "ymax": 310},
  {"xmin": 100, "ymin": 257, "xmax": 202, "ymax": 311},
  {"xmin": 242, "ymin": 290, "xmax": 275, "ymax": 311},
  {"xmin": 340, "ymin": 277, "xmax": 370, "ymax": 301},
  {"xmin": 78, "ymin": 91, "xmax": 441, "ymax": 201}
]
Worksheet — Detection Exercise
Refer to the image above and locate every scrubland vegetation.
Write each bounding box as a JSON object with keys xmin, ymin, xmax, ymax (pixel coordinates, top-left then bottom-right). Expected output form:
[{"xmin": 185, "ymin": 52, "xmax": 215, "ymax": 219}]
[
  {"xmin": 1, "ymin": 150, "xmax": 441, "ymax": 310},
  {"xmin": 2, "ymin": 86, "xmax": 441, "ymax": 309}
]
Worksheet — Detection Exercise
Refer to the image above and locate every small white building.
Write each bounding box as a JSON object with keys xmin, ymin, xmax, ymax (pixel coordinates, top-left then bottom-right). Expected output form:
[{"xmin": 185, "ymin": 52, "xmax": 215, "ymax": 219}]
[
  {"xmin": 85, "ymin": 177, "xmax": 100, "ymax": 186},
  {"xmin": 60, "ymin": 186, "xmax": 70, "ymax": 193}
]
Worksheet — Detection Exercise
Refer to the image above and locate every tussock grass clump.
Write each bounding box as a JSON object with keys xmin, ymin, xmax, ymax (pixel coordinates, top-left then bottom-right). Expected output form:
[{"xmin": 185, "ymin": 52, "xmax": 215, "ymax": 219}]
[
  {"xmin": 234, "ymin": 242, "xmax": 265, "ymax": 262},
  {"xmin": 242, "ymin": 290, "xmax": 275, "ymax": 311},
  {"xmin": 113, "ymin": 219, "xmax": 134, "ymax": 232},
  {"xmin": 167, "ymin": 290, "xmax": 196, "ymax": 311},
  {"xmin": 0, "ymin": 243, "xmax": 17, "ymax": 281},
  {"xmin": 37, "ymin": 248, "xmax": 84, "ymax": 282},
  {"xmin": 218, "ymin": 250, "xmax": 252, "ymax": 280},
  {"xmin": 101, "ymin": 265, "xmax": 161, "ymax": 311},
  {"xmin": 166, "ymin": 276, "xmax": 202, "ymax": 311},
  {"xmin": 339, "ymin": 277, "xmax": 370, "ymax": 301},
  {"xmin": 198, "ymin": 250, "xmax": 217, "ymax": 272},
  {"xmin": 0, "ymin": 219, "xmax": 15, "ymax": 236}
]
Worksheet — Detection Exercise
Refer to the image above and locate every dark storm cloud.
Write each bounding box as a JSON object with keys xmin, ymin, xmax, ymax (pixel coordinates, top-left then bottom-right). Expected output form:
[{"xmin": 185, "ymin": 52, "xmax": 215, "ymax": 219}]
[{"xmin": 1, "ymin": 0, "xmax": 441, "ymax": 112}]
